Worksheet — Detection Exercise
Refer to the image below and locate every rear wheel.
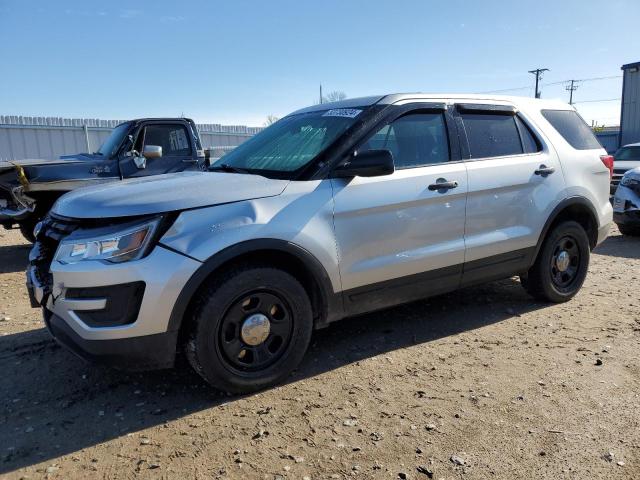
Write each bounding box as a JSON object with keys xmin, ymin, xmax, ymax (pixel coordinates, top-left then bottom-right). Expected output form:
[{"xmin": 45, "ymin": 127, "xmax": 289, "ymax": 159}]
[
  {"xmin": 521, "ymin": 221, "xmax": 590, "ymax": 303},
  {"xmin": 618, "ymin": 223, "xmax": 640, "ymax": 237},
  {"xmin": 186, "ymin": 265, "xmax": 313, "ymax": 393}
]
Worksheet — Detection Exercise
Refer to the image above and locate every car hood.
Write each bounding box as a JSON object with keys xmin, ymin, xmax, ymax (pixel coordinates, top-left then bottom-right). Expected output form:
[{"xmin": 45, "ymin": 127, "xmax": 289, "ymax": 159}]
[
  {"xmin": 52, "ymin": 171, "xmax": 290, "ymax": 219},
  {"xmin": 614, "ymin": 160, "xmax": 640, "ymax": 172}
]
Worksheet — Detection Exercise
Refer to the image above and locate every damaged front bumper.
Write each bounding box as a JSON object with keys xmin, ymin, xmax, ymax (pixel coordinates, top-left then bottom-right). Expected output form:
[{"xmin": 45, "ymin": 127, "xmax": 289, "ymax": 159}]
[
  {"xmin": 612, "ymin": 183, "xmax": 640, "ymax": 227},
  {"xmin": 0, "ymin": 187, "xmax": 36, "ymax": 224},
  {"xmin": 26, "ymin": 223, "xmax": 202, "ymax": 370}
]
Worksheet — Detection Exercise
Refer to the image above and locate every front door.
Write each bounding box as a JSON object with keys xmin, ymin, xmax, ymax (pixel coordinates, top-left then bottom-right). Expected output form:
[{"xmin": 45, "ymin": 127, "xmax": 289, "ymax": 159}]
[
  {"xmin": 120, "ymin": 122, "xmax": 195, "ymax": 178},
  {"xmin": 456, "ymin": 103, "xmax": 566, "ymax": 285},
  {"xmin": 331, "ymin": 107, "xmax": 468, "ymax": 315}
]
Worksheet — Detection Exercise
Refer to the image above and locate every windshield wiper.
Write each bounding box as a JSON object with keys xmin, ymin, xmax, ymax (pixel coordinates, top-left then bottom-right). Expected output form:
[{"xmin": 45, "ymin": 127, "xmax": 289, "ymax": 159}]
[{"xmin": 209, "ymin": 163, "xmax": 253, "ymax": 174}]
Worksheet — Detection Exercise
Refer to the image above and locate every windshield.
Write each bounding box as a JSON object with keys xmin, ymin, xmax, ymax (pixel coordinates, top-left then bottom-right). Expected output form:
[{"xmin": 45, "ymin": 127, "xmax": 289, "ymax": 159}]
[
  {"xmin": 97, "ymin": 122, "xmax": 131, "ymax": 157},
  {"xmin": 615, "ymin": 146, "xmax": 640, "ymax": 161},
  {"xmin": 212, "ymin": 108, "xmax": 364, "ymax": 176}
]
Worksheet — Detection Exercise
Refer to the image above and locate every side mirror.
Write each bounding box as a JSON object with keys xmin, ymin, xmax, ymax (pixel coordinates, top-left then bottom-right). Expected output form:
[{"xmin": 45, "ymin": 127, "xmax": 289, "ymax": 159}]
[
  {"xmin": 332, "ymin": 149, "xmax": 394, "ymax": 178},
  {"xmin": 143, "ymin": 145, "xmax": 162, "ymax": 159}
]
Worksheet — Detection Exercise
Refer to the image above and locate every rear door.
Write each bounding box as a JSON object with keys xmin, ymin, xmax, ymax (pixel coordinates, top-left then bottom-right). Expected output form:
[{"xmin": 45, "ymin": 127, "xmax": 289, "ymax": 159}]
[
  {"xmin": 457, "ymin": 103, "xmax": 565, "ymax": 285},
  {"xmin": 331, "ymin": 103, "xmax": 468, "ymax": 315},
  {"xmin": 120, "ymin": 122, "xmax": 197, "ymax": 178}
]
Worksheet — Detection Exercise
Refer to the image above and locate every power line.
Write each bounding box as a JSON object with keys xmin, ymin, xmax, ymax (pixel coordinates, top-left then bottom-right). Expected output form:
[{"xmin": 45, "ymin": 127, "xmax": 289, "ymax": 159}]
[
  {"xmin": 479, "ymin": 74, "xmax": 623, "ymax": 95},
  {"xmin": 543, "ymin": 75, "xmax": 622, "ymax": 87},
  {"xmin": 573, "ymin": 98, "xmax": 621, "ymax": 104}
]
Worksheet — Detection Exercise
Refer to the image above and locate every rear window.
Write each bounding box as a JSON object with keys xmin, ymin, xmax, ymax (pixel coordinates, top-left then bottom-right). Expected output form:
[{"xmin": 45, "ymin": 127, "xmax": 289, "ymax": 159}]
[
  {"xmin": 615, "ymin": 146, "xmax": 640, "ymax": 161},
  {"xmin": 541, "ymin": 110, "xmax": 601, "ymax": 150}
]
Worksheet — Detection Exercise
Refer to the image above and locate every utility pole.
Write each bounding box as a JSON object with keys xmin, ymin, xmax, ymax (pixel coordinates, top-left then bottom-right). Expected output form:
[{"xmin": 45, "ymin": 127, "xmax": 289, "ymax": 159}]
[
  {"xmin": 319, "ymin": 84, "xmax": 323, "ymax": 104},
  {"xmin": 528, "ymin": 68, "xmax": 549, "ymax": 98},
  {"xmin": 565, "ymin": 79, "xmax": 579, "ymax": 105}
]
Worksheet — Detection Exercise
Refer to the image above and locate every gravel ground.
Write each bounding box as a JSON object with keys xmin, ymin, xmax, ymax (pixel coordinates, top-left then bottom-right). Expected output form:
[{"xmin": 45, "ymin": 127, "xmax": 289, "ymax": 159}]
[{"xmin": 0, "ymin": 225, "xmax": 639, "ymax": 480}]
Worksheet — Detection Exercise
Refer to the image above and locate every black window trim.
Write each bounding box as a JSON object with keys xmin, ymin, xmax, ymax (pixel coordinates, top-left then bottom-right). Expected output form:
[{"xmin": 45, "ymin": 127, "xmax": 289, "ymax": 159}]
[
  {"xmin": 514, "ymin": 113, "xmax": 544, "ymax": 155},
  {"xmin": 456, "ymin": 103, "xmax": 517, "ymax": 115},
  {"xmin": 455, "ymin": 105, "xmax": 547, "ymax": 162}
]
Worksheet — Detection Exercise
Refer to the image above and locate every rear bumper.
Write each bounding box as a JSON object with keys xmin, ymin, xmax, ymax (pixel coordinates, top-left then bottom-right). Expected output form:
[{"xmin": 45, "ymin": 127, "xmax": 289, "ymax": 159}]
[{"xmin": 45, "ymin": 310, "xmax": 178, "ymax": 370}]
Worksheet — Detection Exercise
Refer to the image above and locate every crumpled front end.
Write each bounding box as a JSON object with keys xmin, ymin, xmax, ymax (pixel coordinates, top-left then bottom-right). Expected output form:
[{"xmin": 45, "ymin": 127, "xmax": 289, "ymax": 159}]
[
  {"xmin": 613, "ymin": 168, "xmax": 640, "ymax": 228},
  {"xmin": 0, "ymin": 162, "xmax": 36, "ymax": 226},
  {"xmin": 26, "ymin": 213, "xmax": 202, "ymax": 370}
]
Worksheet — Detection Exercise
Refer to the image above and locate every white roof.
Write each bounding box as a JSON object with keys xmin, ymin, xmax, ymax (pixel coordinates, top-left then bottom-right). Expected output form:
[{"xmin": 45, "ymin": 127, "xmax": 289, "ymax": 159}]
[{"xmin": 291, "ymin": 93, "xmax": 572, "ymax": 115}]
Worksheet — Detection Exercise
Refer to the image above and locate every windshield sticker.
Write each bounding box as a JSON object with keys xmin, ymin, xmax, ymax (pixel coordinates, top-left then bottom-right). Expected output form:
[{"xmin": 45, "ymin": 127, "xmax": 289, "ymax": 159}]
[{"xmin": 322, "ymin": 108, "xmax": 362, "ymax": 119}]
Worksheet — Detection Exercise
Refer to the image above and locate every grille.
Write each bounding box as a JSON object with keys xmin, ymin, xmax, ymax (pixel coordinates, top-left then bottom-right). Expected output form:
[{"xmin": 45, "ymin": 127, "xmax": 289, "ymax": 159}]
[{"xmin": 29, "ymin": 214, "xmax": 80, "ymax": 296}]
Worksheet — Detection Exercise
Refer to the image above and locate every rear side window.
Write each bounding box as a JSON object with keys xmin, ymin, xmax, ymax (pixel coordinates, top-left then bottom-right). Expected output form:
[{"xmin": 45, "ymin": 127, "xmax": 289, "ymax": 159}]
[
  {"xmin": 144, "ymin": 124, "xmax": 192, "ymax": 156},
  {"xmin": 461, "ymin": 113, "xmax": 523, "ymax": 158},
  {"xmin": 541, "ymin": 110, "xmax": 601, "ymax": 150},
  {"xmin": 360, "ymin": 112, "xmax": 450, "ymax": 168}
]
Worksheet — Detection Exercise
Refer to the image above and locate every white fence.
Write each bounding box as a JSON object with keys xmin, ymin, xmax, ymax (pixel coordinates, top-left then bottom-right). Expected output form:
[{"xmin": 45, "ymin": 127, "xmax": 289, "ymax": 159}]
[{"xmin": 0, "ymin": 115, "xmax": 262, "ymax": 161}]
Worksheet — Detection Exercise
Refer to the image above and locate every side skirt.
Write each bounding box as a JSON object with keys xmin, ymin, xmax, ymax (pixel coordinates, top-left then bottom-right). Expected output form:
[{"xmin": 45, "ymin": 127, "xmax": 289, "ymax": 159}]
[{"xmin": 338, "ymin": 247, "xmax": 536, "ymax": 319}]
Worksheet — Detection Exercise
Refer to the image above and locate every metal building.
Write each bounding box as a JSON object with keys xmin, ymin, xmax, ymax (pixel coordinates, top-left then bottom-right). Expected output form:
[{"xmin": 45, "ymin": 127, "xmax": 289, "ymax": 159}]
[
  {"xmin": 619, "ymin": 61, "xmax": 640, "ymax": 147},
  {"xmin": 0, "ymin": 115, "xmax": 261, "ymax": 162},
  {"xmin": 594, "ymin": 126, "xmax": 620, "ymax": 154}
]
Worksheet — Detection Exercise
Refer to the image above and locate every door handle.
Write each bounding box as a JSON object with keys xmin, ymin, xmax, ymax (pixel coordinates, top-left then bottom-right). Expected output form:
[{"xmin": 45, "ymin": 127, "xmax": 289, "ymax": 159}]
[
  {"xmin": 534, "ymin": 165, "xmax": 555, "ymax": 176},
  {"xmin": 428, "ymin": 178, "xmax": 459, "ymax": 191}
]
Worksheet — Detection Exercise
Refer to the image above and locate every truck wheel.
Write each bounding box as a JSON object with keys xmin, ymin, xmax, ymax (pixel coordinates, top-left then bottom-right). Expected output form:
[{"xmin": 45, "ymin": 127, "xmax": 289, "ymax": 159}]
[
  {"xmin": 618, "ymin": 224, "xmax": 640, "ymax": 237},
  {"xmin": 19, "ymin": 220, "xmax": 38, "ymax": 243},
  {"xmin": 186, "ymin": 265, "xmax": 313, "ymax": 393},
  {"xmin": 521, "ymin": 221, "xmax": 590, "ymax": 303}
]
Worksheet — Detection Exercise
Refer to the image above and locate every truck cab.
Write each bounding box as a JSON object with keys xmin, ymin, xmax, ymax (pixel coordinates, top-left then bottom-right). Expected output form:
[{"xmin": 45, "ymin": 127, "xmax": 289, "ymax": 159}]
[{"xmin": 0, "ymin": 117, "xmax": 205, "ymax": 241}]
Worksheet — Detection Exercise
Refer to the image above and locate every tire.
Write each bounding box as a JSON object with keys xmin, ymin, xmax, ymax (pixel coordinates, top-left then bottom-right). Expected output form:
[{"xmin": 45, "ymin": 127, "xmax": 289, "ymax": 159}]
[
  {"xmin": 618, "ymin": 223, "xmax": 640, "ymax": 237},
  {"xmin": 19, "ymin": 219, "xmax": 38, "ymax": 243},
  {"xmin": 185, "ymin": 265, "xmax": 313, "ymax": 393},
  {"xmin": 521, "ymin": 221, "xmax": 590, "ymax": 303}
]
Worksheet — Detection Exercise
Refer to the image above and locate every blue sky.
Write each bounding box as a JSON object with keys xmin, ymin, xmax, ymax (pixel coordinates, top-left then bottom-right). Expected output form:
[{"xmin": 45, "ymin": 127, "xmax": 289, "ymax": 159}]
[{"xmin": 0, "ymin": 0, "xmax": 637, "ymax": 126}]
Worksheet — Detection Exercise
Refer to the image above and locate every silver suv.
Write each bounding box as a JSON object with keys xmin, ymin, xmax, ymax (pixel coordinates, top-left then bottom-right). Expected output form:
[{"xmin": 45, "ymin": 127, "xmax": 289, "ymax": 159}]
[{"xmin": 27, "ymin": 94, "xmax": 612, "ymax": 393}]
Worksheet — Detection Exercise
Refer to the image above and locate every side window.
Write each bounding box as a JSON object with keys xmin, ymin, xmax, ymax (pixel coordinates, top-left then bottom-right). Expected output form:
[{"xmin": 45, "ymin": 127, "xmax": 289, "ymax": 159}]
[
  {"xmin": 461, "ymin": 113, "xmax": 523, "ymax": 159},
  {"xmin": 144, "ymin": 124, "xmax": 191, "ymax": 156},
  {"xmin": 515, "ymin": 116, "xmax": 542, "ymax": 154},
  {"xmin": 541, "ymin": 110, "xmax": 601, "ymax": 150},
  {"xmin": 360, "ymin": 112, "xmax": 450, "ymax": 169}
]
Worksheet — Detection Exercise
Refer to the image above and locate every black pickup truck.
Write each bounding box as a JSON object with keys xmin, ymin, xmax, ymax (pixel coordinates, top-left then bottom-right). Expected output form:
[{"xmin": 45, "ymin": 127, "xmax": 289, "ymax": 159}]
[{"xmin": 0, "ymin": 118, "xmax": 207, "ymax": 241}]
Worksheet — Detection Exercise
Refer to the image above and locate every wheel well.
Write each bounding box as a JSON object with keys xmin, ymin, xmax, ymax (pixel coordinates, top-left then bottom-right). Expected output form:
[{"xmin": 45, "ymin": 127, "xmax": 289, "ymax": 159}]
[
  {"xmin": 545, "ymin": 203, "xmax": 598, "ymax": 249},
  {"xmin": 177, "ymin": 248, "xmax": 329, "ymax": 345}
]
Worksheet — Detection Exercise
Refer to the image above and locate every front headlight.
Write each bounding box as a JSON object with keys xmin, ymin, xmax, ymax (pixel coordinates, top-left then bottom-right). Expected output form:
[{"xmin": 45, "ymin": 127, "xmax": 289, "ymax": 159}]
[
  {"xmin": 55, "ymin": 217, "xmax": 161, "ymax": 265},
  {"xmin": 620, "ymin": 175, "xmax": 639, "ymax": 187}
]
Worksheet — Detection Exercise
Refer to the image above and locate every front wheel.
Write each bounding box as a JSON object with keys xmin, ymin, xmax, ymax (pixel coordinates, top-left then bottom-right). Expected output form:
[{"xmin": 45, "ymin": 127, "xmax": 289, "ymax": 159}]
[
  {"xmin": 185, "ymin": 266, "xmax": 313, "ymax": 393},
  {"xmin": 521, "ymin": 221, "xmax": 590, "ymax": 303},
  {"xmin": 19, "ymin": 218, "xmax": 39, "ymax": 243}
]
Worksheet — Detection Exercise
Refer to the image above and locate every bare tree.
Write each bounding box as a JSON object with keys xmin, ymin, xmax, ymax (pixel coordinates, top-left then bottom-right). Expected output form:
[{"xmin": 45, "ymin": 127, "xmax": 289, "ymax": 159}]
[
  {"xmin": 264, "ymin": 115, "xmax": 279, "ymax": 126},
  {"xmin": 322, "ymin": 91, "xmax": 347, "ymax": 103},
  {"xmin": 320, "ymin": 90, "xmax": 347, "ymax": 103}
]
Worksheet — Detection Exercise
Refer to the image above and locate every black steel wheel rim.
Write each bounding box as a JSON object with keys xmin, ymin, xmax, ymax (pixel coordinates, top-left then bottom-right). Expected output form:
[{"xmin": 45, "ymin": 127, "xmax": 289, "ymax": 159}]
[
  {"xmin": 217, "ymin": 290, "xmax": 294, "ymax": 372},
  {"xmin": 550, "ymin": 235, "xmax": 581, "ymax": 289}
]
